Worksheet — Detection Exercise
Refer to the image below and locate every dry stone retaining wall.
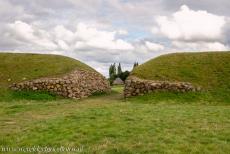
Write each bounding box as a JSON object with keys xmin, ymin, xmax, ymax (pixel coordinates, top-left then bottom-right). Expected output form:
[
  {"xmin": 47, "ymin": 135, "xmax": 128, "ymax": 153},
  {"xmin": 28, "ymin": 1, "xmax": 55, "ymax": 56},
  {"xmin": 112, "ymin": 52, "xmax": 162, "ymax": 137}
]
[
  {"xmin": 124, "ymin": 76, "xmax": 201, "ymax": 98},
  {"xmin": 10, "ymin": 69, "xmax": 110, "ymax": 99}
]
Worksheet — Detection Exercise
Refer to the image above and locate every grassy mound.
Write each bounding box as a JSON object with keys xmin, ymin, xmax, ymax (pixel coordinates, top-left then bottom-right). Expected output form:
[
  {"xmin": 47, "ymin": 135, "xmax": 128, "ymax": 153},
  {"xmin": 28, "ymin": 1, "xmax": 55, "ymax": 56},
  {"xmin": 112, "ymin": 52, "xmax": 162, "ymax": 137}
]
[
  {"xmin": 0, "ymin": 53, "xmax": 94, "ymax": 100},
  {"xmin": 132, "ymin": 52, "xmax": 230, "ymax": 102}
]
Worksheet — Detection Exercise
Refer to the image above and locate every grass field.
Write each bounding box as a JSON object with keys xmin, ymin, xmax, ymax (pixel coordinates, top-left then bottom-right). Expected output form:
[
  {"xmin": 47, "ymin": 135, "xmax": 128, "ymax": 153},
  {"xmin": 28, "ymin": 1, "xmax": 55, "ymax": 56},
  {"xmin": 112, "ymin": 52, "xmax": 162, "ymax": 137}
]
[{"xmin": 0, "ymin": 86, "xmax": 230, "ymax": 154}]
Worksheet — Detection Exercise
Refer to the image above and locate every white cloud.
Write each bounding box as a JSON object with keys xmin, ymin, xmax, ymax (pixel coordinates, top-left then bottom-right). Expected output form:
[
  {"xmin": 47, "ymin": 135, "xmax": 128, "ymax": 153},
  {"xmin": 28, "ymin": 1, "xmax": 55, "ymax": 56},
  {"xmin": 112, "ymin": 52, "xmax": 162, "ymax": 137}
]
[
  {"xmin": 9, "ymin": 21, "xmax": 36, "ymax": 41},
  {"xmin": 8, "ymin": 21, "xmax": 58, "ymax": 50},
  {"xmin": 117, "ymin": 29, "xmax": 128, "ymax": 35},
  {"xmin": 54, "ymin": 25, "xmax": 75, "ymax": 43},
  {"xmin": 151, "ymin": 5, "xmax": 229, "ymax": 52},
  {"xmin": 3, "ymin": 20, "xmax": 134, "ymax": 52},
  {"xmin": 172, "ymin": 41, "xmax": 228, "ymax": 51},
  {"xmin": 57, "ymin": 40, "xmax": 70, "ymax": 50},
  {"xmin": 153, "ymin": 5, "xmax": 226, "ymax": 42},
  {"xmin": 74, "ymin": 23, "xmax": 134, "ymax": 50},
  {"xmin": 145, "ymin": 41, "xmax": 164, "ymax": 51},
  {"xmin": 53, "ymin": 23, "xmax": 134, "ymax": 51}
]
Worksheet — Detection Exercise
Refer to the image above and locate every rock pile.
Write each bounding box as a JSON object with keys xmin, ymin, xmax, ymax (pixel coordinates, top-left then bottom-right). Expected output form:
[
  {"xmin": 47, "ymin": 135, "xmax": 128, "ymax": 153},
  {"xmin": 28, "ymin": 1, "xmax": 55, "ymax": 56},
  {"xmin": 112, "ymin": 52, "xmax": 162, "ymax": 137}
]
[
  {"xmin": 124, "ymin": 76, "xmax": 201, "ymax": 98},
  {"xmin": 10, "ymin": 69, "xmax": 110, "ymax": 99}
]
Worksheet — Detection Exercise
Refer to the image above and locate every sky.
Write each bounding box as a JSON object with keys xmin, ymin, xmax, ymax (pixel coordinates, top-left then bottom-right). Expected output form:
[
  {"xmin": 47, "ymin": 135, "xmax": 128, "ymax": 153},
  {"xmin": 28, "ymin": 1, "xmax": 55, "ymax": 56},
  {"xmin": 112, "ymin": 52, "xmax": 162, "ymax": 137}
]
[{"xmin": 0, "ymin": 0, "xmax": 229, "ymax": 76}]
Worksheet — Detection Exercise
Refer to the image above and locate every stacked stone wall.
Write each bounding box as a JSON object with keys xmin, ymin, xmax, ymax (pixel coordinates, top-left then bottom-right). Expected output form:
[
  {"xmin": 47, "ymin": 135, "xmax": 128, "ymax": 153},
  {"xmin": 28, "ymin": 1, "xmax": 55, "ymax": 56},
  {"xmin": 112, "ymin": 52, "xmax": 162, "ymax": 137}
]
[
  {"xmin": 124, "ymin": 76, "xmax": 201, "ymax": 98},
  {"xmin": 10, "ymin": 69, "xmax": 110, "ymax": 99}
]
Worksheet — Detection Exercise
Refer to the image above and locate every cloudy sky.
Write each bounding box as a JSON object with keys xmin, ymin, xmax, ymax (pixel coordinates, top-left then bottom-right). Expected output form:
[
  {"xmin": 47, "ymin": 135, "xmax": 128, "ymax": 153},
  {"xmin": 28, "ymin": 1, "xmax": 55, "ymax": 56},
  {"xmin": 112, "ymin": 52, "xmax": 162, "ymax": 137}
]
[{"xmin": 0, "ymin": 0, "xmax": 230, "ymax": 76}]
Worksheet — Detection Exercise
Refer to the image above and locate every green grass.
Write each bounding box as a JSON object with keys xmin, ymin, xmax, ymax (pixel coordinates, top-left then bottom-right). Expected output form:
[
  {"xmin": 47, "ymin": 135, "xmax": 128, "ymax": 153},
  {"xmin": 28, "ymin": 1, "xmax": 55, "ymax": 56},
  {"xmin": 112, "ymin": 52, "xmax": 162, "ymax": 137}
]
[
  {"xmin": 10, "ymin": 90, "xmax": 59, "ymax": 101},
  {"xmin": 0, "ymin": 53, "xmax": 95, "ymax": 101},
  {"xmin": 132, "ymin": 52, "xmax": 230, "ymax": 102},
  {"xmin": 0, "ymin": 86, "xmax": 229, "ymax": 154}
]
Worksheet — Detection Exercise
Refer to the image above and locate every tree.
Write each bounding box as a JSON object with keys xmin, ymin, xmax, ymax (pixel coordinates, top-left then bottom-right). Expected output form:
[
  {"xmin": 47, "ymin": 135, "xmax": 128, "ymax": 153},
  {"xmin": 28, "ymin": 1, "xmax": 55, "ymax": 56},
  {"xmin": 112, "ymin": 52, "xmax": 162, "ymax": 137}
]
[
  {"xmin": 117, "ymin": 63, "xmax": 122, "ymax": 75},
  {"xmin": 113, "ymin": 63, "xmax": 116, "ymax": 77},
  {"xmin": 109, "ymin": 63, "xmax": 117, "ymax": 85},
  {"xmin": 133, "ymin": 62, "xmax": 139, "ymax": 69},
  {"xmin": 109, "ymin": 64, "xmax": 113, "ymax": 79},
  {"xmin": 109, "ymin": 63, "xmax": 117, "ymax": 79},
  {"xmin": 119, "ymin": 71, "xmax": 130, "ymax": 81},
  {"xmin": 109, "ymin": 63, "xmax": 131, "ymax": 85}
]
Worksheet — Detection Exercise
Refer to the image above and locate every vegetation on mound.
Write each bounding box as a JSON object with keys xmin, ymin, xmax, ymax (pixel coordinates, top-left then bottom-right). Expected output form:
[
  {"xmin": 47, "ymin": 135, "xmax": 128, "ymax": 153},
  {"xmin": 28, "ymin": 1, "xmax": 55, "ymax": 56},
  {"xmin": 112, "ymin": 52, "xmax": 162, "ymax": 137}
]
[
  {"xmin": 0, "ymin": 53, "xmax": 94, "ymax": 85},
  {"xmin": 132, "ymin": 52, "xmax": 230, "ymax": 102},
  {"xmin": 0, "ymin": 53, "xmax": 95, "ymax": 101}
]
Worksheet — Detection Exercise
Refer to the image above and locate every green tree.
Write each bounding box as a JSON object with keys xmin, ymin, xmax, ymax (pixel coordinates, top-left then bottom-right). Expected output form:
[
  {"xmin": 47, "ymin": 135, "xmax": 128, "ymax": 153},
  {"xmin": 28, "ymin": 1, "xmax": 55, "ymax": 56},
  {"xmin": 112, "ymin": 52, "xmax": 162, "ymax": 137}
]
[
  {"xmin": 109, "ymin": 63, "xmax": 131, "ymax": 84},
  {"xmin": 109, "ymin": 63, "xmax": 117, "ymax": 79},
  {"xmin": 133, "ymin": 62, "xmax": 139, "ymax": 69},
  {"xmin": 119, "ymin": 71, "xmax": 130, "ymax": 81},
  {"xmin": 117, "ymin": 63, "xmax": 122, "ymax": 75},
  {"xmin": 109, "ymin": 63, "xmax": 117, "ymax": 85},
  {"xmin": 113, "ymin": 63, "xmax": 116, "ymax": 77},
  {"xmin": 109, "ymin": 64, "xmax": 112, "ymax": 78}
]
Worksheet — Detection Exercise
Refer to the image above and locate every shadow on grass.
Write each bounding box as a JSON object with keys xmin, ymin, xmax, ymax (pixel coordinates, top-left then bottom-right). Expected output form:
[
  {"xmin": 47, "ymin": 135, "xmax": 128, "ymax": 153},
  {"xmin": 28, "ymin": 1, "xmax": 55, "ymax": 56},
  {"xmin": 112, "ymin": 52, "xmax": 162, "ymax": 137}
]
[
  {"xmin": 0, "ymin": 89, "xmax": 62, "ymax": 102},
  {"xmin": 10, "ymin": 90, "xmax": 60, "ymax": 101},
  {"xmin": 127, "ymin": 91, "xmax": 230, "ymax": 105},
  {"xmin": 0, "ymin": 87, "xmax": 120, "ymax": 102}
]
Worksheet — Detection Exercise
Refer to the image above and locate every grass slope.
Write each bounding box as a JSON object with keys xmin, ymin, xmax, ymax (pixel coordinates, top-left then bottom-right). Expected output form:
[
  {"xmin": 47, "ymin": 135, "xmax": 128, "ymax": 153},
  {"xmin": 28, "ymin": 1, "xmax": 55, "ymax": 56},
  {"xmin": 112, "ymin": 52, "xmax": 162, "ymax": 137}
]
[
  {"xmin": 0, "ymin": 53, "xmax": 94, "ymax": 101},
  {"xmin": 132, "ymin": 52, "xmax": 230, "ymax": 102},
  {"xmin": 0, "ymin": 86, "xmax": 229, "ymax": 153}
]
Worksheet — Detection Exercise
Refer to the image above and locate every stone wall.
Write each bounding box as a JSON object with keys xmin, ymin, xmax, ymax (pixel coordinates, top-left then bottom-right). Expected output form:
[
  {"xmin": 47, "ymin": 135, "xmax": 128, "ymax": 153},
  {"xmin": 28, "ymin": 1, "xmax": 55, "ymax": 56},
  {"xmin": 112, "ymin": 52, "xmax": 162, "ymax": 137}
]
[
  {"xmin": 10, "ymin": 69, "xmax": 110, "ymax": 99},
  {"xmin": 124, "ymin": 76, "xmax": 201, "ymax": 98}
]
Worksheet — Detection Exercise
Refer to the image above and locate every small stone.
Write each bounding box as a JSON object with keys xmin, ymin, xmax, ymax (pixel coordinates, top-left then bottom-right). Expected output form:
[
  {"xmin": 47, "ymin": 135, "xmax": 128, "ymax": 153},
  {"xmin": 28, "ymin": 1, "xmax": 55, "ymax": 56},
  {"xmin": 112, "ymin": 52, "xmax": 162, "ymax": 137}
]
[{"xmin": 32, "ymin": 87, "xmax": 38, "ymax": 90}]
